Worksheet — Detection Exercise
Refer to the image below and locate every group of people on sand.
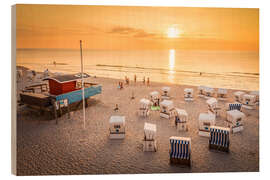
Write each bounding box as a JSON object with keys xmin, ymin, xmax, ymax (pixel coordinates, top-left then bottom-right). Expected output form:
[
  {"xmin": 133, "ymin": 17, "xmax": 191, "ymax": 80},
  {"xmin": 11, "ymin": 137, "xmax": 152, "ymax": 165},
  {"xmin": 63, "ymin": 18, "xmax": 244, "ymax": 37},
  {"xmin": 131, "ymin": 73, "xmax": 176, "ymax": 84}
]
[{"xmin": 119, "ymin": 75, "xmax": 150, "ymax": 89}]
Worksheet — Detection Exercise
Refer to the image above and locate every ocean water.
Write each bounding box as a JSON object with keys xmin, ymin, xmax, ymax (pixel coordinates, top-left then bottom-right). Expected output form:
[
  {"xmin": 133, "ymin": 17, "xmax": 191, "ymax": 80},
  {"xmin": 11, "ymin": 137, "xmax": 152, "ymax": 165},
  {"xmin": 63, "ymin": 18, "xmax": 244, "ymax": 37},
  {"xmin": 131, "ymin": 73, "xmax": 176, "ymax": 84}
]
[{"xmin": 16, "ymin": 48, "xmax": 259, "ymax": 91}]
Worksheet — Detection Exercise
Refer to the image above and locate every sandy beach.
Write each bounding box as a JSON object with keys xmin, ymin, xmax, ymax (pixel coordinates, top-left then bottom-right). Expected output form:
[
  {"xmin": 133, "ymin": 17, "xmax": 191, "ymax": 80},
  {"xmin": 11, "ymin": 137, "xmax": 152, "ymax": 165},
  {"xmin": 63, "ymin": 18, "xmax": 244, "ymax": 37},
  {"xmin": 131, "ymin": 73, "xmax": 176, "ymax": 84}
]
[{"xmin": 16, "ymin": 69, "xmax": 259, "ymax": 175}]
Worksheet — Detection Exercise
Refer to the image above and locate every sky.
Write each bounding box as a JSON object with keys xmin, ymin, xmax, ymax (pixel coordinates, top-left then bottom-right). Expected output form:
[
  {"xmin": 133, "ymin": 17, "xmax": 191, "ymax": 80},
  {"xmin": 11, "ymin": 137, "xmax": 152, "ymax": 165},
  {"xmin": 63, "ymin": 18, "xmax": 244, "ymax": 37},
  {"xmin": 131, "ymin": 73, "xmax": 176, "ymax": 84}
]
[{"xmin": 16, "ymin": 4, "xmax": 259, "ymax": 51}]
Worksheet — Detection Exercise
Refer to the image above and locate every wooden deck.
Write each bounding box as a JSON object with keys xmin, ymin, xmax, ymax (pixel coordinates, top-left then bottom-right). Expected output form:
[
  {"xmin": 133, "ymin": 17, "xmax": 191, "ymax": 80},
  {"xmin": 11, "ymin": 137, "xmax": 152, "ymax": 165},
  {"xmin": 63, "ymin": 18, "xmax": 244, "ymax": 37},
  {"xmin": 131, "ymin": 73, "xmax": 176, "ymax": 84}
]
[{"xmin": 19, "ymin": 84, "xmax": 102, "ymax": 123}]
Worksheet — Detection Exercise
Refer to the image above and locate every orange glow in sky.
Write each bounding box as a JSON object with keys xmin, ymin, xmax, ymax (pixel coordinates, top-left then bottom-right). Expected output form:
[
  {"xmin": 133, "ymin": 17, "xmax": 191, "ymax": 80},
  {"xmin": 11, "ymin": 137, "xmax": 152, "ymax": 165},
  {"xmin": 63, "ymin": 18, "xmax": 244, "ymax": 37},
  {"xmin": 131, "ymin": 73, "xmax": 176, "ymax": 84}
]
[{"xmin": 16, "ymin": 5, "xmax": 259, "ymax": 51}]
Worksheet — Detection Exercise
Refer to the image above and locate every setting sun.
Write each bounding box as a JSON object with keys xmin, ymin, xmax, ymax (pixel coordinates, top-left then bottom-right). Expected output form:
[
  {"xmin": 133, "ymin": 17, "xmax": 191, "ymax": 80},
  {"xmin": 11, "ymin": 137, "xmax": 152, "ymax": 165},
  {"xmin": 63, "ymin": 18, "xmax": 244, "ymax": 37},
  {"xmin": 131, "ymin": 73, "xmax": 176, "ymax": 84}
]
[{"xmin": 167, "ymin": 27, "xmax": 180, "ymax": 38}]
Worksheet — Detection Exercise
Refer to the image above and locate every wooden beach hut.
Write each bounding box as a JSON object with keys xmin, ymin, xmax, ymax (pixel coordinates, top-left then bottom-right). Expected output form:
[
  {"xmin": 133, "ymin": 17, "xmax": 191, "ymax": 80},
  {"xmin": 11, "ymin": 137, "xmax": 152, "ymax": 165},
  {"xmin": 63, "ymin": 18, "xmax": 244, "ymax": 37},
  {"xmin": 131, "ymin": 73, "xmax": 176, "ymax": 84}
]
[
  {"xmin": 43, "ymin": 73, "xmax": 90, "ymax": 95},
  {"xmin": 19, "ymin": 72, "xmax": 102, "ymax": 123}
]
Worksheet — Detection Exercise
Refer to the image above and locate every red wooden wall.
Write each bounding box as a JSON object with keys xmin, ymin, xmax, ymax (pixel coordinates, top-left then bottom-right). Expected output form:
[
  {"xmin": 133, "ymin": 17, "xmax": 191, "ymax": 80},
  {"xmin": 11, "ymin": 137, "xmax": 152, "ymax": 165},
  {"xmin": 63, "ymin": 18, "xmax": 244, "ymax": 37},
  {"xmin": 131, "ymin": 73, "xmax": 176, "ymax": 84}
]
[{"xmin": 48, "ymin": 80, "xmax": 77, "ymax": 95}]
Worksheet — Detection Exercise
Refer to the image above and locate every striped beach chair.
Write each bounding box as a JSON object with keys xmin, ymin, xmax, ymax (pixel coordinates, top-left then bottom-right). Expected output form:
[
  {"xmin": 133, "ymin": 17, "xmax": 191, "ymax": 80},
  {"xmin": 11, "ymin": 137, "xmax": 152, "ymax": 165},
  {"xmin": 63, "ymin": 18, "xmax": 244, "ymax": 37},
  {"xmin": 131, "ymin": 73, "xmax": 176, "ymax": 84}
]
[
  {"xmin": 169, "ymin": 137, "xmax": 191, "ymax": 166},
  {"xmin": 227, "ymin": 103, "xmax": 242, "ymax": 112},
  {"xmin": 209, "ymin": 126, "xmax": 230, "ymax": 152}
]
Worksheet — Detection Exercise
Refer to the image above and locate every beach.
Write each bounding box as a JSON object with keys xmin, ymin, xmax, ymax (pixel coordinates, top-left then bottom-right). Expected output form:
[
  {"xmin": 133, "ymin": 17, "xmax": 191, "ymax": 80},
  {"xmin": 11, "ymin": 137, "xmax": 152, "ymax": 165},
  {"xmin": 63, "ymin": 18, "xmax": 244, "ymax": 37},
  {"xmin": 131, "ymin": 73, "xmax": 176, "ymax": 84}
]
[{"xmin": 16, "ymin": 68, "xmax": 259, "ymax": 175}]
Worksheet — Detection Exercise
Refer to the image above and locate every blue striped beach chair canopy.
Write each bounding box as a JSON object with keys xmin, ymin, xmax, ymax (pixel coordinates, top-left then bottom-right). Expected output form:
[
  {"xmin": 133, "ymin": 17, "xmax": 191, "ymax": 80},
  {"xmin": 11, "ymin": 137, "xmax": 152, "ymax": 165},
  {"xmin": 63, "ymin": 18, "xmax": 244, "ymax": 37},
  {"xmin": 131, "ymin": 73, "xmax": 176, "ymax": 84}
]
[
  {"xmin": 209, "ymin": 126, "xmax": 230, "ymax": 147},
  {"xmin": 227, "ymin": 103, "xmax": 242, "ymax": 111},
  {"xmin": 169, "ymin": 136, "xmax": 191, "ymax": 159}
]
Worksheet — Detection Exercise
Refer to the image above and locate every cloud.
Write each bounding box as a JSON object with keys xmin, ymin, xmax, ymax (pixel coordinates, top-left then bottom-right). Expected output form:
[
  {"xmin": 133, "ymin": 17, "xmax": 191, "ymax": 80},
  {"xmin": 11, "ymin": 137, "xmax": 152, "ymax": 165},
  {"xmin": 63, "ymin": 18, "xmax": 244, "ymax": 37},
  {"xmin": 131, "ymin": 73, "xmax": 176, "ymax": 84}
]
[{"xmin": 108, "ymin": 26, "xmax": 156, "ymax": 38}]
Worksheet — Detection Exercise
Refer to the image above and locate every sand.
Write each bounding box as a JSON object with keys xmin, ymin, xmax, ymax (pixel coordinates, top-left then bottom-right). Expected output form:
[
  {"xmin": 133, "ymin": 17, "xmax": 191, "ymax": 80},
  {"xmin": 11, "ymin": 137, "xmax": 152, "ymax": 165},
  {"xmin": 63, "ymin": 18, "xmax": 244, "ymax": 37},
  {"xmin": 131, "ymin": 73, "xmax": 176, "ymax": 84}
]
[{"xmin": 16, "ymin": 70, "xmax": 259, "ymax": 175}]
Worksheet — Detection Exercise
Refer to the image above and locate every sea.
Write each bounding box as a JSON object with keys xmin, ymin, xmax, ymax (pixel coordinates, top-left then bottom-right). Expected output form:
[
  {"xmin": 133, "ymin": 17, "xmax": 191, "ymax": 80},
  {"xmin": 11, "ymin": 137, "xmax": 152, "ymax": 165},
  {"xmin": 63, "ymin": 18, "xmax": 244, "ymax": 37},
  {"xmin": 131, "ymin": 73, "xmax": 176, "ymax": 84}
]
[{"xmin": 16, "ymin": 48, "xmax": 259, "ymax": 91}]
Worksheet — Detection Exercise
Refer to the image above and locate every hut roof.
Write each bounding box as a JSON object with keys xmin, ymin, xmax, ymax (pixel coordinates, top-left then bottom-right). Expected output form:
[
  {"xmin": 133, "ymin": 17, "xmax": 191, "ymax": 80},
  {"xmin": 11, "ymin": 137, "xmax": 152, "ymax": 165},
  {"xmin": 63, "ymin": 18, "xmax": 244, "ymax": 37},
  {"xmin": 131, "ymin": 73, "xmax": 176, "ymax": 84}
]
[{"xmin": 43, "ymin": 73, "xmax": 90, "ymax": 83}]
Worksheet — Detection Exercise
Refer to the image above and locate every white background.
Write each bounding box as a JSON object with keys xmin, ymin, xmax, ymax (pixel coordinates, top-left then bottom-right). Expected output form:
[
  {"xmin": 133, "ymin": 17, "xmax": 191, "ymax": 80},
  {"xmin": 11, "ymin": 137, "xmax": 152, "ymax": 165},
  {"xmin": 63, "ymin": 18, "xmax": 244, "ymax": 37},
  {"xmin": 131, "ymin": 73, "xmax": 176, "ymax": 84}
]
[{"xmin": 0, "ymin": 0, "xmax": 269, "ymax": 179}]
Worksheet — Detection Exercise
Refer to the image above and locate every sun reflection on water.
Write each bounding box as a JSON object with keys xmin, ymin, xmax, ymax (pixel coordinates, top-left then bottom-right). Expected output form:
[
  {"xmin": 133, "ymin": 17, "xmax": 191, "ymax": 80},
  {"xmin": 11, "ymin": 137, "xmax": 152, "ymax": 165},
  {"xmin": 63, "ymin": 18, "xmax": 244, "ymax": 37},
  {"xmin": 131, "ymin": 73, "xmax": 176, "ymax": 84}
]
[{"xmin": 168, "ymin": 49, "xmax": 175, "ymax": 82}]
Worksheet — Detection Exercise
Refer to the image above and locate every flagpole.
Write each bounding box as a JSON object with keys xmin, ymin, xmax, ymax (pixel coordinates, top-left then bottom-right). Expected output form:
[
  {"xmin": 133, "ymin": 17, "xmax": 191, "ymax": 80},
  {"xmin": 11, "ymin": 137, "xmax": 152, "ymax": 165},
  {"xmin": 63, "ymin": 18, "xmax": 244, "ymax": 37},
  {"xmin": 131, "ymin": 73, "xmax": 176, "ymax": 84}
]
[{"xmin": 80, "ymin": 40, "xmax": 86, "ymax": 129}]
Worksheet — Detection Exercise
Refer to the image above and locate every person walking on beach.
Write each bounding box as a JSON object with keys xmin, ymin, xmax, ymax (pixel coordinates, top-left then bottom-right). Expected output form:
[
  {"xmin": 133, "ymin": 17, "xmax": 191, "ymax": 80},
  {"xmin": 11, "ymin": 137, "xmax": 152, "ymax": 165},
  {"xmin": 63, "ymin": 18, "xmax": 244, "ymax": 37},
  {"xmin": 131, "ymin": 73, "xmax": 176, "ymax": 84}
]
[
  {"xmin": 125, "ymin": 76, "xmax": 128, "ymax": 84},
  {"xmin": 147, "ymin": 77, "xmax": 150, "ymax": 86},
  {"xmin": 134, "ymin": 74, "xmax": 137, "ymax": 84},
  {"xmin": 114, "ymin": 104, "xmax": 119, "ymax": 111},
  {"xmin": 143, "ymin": 76, "xmax": 145, "ymax": 85},
  {"xmin": 131, "ymin": 91, "xmax": 135, "ymax": 99}
]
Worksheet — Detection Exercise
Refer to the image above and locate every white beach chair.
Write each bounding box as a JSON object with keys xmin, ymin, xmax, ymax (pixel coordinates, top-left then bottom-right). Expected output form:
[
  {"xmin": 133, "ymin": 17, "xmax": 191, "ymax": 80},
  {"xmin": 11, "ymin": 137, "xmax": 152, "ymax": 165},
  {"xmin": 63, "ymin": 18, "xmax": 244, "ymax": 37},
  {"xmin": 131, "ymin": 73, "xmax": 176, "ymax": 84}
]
[
  {"xmin": 109, "ymin": 116, "xmax": 125, "ymax": 139},
  {"xmin": 150, "ymin": 91, "xmax": 160, "ymax": 107},
  {"xmin": 204, "ymin": 87, "xmax": 214, "ymax": 99},
  {"xmin": 209, "ymin": 126, "xmax": 230, "ymax": 152},
  {"xmin": 175, "ymin": 108, "xmax": 188, "ymax": 131},
  {"xmin": 169, "ymin": 136, "xmax": 191, "ymax": 166},
  {"xmin": 226, "ymin": 110, "xmax": 245, "ymax": 133},
  {"xmin": 242, "ymin": 94, "xmax": 256, "ymax": 109},
  {"xmin": 198, "ymin": 113, "xmax": 216, "ymax": 137},
  {"xmin": 234, "ymin": 91, "xmax": 245, "ymax": 103},
  {"xmin": 139, "ymin": 98, "xmax": 152, "ymax": 117},
  {"xmin": 161, "ymin": 86, "xmax": 171, "ymax": 100},
  {"xmin": 184, "ymin": 88, "xmax": 194, "ymax": 101},
  {"xmin": 143, "ymin": 122, "xmax": 157, "ymax": 152},
  {"xmin": 198, "ymin": 86, "xmax": 206, "ymax": 97},
  {"xmin": 250, "ymin": 91, "xmax": 259, "ymax": 105},
  {"xmin": 206, "ymin": 98, "xmax": 220, "ymax": 116},
  {"xmin": 160, "ymin": 100, "xmax": 174, "ymax": 119},
  {"xmin": 217, "ymin": 88, "xmax": 227, "ymax": 100}
]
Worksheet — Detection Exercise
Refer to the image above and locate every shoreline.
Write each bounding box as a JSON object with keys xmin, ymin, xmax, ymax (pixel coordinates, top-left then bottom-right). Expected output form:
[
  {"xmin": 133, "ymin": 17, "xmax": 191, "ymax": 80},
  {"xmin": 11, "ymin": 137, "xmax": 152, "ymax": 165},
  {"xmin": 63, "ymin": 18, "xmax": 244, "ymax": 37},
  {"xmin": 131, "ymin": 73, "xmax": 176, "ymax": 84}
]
[{"xmin": 16, "ymin": 65, "xmax": 259, "ymax": 92}]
